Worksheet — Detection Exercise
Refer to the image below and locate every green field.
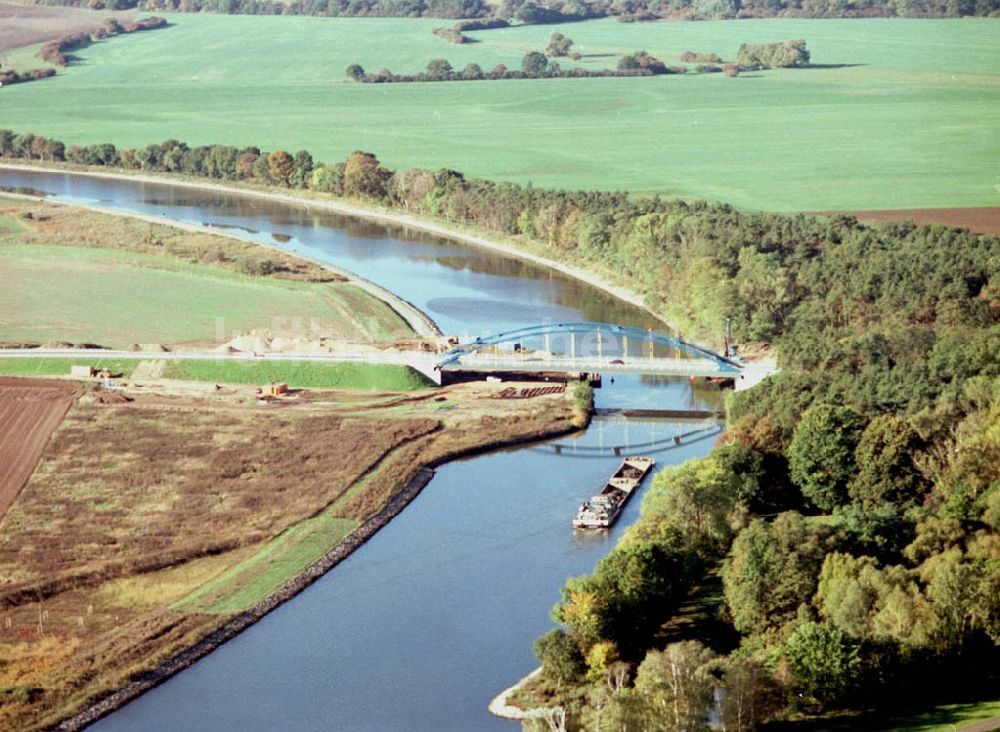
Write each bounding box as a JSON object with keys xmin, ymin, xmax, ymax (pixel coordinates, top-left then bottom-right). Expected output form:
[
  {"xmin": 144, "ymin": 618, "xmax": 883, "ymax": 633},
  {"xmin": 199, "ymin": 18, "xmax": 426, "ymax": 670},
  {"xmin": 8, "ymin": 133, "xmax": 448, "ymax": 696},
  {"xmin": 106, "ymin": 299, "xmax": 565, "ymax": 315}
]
[
  {"xmin": 2, "ymin": 43, "xmax": 59, "ymax": 74},
  {"xmin": 0, "ymin": 242, "xmax": 410, "ymax": 347},
  {"xmin": 1, "ymin": 16, "xmax": 998, "ymax": 210}
]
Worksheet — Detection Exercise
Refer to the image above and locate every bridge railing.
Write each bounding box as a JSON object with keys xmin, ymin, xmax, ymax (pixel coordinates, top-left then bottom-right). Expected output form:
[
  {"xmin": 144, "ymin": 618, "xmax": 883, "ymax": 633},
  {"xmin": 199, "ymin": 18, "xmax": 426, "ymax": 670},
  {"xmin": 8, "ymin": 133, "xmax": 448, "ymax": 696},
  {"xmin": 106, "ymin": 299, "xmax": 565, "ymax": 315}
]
[{"xmin": 451, "ymin": 352, "xmax": 733, "ymax": 375}]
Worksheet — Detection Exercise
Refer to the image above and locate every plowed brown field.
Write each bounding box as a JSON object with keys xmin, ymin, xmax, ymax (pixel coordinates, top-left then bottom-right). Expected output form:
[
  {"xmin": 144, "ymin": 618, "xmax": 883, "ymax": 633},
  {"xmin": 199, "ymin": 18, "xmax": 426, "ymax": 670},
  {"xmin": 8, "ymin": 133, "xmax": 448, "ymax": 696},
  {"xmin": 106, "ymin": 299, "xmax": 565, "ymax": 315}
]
[
  {"xmin": 829, "ymin": 208, "xmax": 1000, "ymax": 237},
  {"xmin": 0, "ymin": 377, "xmax": 78, "ymax": 520},
  {"xmin": 0, "ymin": 3, "xmax": 134, "ymax": 53}
]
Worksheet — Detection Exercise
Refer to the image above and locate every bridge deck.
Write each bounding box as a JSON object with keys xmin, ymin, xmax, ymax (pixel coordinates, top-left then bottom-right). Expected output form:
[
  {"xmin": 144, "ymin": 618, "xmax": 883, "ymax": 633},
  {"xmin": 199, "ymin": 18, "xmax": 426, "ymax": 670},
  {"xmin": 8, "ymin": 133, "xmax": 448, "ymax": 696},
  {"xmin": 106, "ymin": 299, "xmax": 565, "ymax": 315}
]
[{"xmin": 441, "ymin": 354, "xmax": 735, "ymax": 378}]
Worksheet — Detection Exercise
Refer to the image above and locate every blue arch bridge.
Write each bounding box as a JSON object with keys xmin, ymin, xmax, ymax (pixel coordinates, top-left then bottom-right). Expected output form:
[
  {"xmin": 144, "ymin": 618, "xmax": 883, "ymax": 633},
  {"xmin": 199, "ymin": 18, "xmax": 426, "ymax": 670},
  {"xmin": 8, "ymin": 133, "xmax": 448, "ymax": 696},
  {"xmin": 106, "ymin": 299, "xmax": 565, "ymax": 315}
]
[{"xmin": 434, "ymin": 321, "xmax": 744, "ymax": 381}]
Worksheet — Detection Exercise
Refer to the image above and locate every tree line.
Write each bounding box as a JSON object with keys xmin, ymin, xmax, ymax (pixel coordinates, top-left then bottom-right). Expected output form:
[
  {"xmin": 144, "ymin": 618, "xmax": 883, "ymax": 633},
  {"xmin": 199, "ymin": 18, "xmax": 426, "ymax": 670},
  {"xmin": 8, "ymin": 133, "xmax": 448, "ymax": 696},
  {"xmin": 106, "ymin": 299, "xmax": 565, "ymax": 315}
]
[
  {"xmin": 41, "ymin": 0, "xmax": 493, "ymax": 17},
  {"xmin": 0, "ymin": 67, "xmax": 55, "ymax": 87},
  {"xmin": 344, "ymin": 50, "xmax": 684, "ymax": 83},
  {"xmin": 347, "ymin": 39, "xmax": 807, "ymax": 84},
  {"xmin": 432, "ymin": 18, "xmax": 509, "ymax": 43},
  {"xmin": 12, "ymin": 0, "xmax": 1000, "ymax": 20},
  {"xmin": 38, "ymin": 17, "xmax": 167, "ymax": 66}
]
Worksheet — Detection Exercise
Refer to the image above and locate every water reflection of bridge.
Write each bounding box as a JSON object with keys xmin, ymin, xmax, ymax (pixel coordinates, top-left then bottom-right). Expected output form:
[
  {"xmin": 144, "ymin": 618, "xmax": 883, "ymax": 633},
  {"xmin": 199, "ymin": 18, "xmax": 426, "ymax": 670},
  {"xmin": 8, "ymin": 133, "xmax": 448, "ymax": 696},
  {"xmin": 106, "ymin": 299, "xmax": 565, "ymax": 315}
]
[{"xmin": 530, "ymin": 417, "xmax": 724, "ymax": 459}]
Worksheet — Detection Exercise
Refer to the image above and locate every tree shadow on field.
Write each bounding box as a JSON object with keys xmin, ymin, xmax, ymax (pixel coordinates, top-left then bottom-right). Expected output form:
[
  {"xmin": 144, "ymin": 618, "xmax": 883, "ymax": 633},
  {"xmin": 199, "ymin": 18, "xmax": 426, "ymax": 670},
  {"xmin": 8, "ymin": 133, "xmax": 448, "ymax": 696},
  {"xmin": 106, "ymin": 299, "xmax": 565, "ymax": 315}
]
[
  {"xmin": 580, "ymin": 53, "xmax": 616, "ymax": 59},
  {"xmin": 802, "ymin": 63, "xmax": 868, "ymax": 69},
  {"xmin": 65, "ymin": 22, "xmax": 176, "ymax": 67},
  {"xmin": 762, "ymin": 665, "xmax": 1000, "ymax": 732}
]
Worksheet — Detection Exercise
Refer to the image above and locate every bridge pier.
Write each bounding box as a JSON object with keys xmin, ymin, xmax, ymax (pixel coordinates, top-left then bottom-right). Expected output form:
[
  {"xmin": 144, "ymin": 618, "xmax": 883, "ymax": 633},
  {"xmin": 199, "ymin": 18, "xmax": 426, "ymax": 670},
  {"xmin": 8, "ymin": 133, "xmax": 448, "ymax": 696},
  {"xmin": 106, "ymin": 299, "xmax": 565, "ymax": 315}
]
[
  {"xmin": 404, "ymin": 359, "xmax": 443, "ymax": 386},
  {"xmin": 733, "ymin": 363, "xmax": 778, "ymax": 392}
]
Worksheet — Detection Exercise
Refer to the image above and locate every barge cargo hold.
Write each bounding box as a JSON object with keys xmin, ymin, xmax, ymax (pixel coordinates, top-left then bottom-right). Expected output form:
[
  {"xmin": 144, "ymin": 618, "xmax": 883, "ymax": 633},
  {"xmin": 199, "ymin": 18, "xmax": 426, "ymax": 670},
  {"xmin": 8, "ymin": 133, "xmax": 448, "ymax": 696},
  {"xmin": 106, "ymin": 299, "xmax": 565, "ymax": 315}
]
[{"xmin": 572, "ymin": 456, "xmax": 656, "ymax": 529}]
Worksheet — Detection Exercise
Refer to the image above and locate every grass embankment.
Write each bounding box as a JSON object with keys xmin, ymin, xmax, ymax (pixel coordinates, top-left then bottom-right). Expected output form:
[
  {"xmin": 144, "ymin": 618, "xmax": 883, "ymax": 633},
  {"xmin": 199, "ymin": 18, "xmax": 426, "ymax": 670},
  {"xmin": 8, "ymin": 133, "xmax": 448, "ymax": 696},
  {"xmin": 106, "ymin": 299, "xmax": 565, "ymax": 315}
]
[
  {"xmin": 1, "ymin": 16, "xmax": 997, "ymax": 210},
  {"xmin": 0, "ymin": 379, "xmax": 582, "ymax": 730},
  {"xmin": 0, "ymin": 199, "xmax": 414, "ymax": 348},
  {"xmin": 173, "ymin": 513, "xmax": 358, "ymax": 614},
  {"xmin": 0, "ymin": 357, "xmax": 432, "ymax": 390},
  {"xmin": 160, "ymin": 360, "xmax": 433, "ymax": 390},
  {"xmin": 0, "ymin": 357, "xmax": 140, "ymax": 377}
]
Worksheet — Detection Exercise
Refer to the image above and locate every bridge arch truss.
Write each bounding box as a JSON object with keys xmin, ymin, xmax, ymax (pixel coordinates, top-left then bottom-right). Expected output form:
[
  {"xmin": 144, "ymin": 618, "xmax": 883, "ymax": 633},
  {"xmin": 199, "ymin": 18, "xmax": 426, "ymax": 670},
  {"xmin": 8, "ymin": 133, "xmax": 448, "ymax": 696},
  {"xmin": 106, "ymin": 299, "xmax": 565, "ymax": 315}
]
[{"xmin": 437, "ymin": 321, "xmax": 741, "ymax": 374}]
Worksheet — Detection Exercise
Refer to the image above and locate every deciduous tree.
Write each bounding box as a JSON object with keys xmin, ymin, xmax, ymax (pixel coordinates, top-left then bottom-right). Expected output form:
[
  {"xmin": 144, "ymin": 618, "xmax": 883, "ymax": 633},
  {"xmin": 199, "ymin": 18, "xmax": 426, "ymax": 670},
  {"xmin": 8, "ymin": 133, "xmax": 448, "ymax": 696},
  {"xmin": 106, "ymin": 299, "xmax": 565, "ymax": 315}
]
[
  {"xmin": 533, "ymin": 629, "xmax": 586, "ymax": 688},
  {"xmin": 633, "ymin": 641, "xmax": 716, "ymax": 731},
  {"xmin": 266, "ymin": 149, "xmax": 295, "ymax": 187},
  {"xmin": 723, "ymin": 512, "xmax": 829, "ymax": 633},
  {"xmin": 522, "ymin": 51, "xmax": 549, "ymax": 76},
  {"xmin": 545, "ymin": 32, "xmax": 573, "ymax": 57},
  {"xmin": 783, "ymin": 621, "xmax": 860, "ymax": 707},
  {"xmin": 425, "ymin": 58, "xmax": 454, "ymax": 79},
  {"xmin": 849, "ymin": 415, "xmax": 927, "ymax": 509},
  {"xmin": 343, "ymin": 151, "xmax": 389, "ymax": 198},
  {"xmin": 788, "ymin": 404, "xmax": 865, "ymax": 511}
]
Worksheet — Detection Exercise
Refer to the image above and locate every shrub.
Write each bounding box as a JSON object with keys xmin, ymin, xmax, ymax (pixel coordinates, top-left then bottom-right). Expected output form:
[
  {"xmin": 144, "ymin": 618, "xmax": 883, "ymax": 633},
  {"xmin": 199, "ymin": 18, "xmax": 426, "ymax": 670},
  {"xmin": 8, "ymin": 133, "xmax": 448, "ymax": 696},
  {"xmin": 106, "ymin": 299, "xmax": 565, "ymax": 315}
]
[
  {"xmin": 736, "ymin": 40, "xmax": 810, "ymax": 70},
  {"xmin": 617, "ymin": 51, "xmax": 675, "ymax": 74},
  {"xmin": 545, "ymin": 32, "xmax": 574, "ymax": 57},
  {"xmin": 432, "ymin": 27, "xmax": 467, "ymax": 43},
  {"xmin": 570, "ymin": 381, "xmax": 593, "ymax": 413},
  {"xmin": 534, "ymin": 629, "xmax": 586, "ymax": 687},
  {"xmin": 680, "ymin": 50, "xmax": 721, "ymax": 63},
  {"xmin": 521, "ymin": 51, "xmax": 549, "ymax": 76}
]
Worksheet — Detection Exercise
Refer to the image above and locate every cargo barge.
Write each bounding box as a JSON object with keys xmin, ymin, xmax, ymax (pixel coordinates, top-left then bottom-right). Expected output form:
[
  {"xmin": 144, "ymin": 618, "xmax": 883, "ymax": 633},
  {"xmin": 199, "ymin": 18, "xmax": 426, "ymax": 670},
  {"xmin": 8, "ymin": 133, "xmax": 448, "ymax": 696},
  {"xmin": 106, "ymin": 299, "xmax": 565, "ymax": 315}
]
[{"xmin": 572, "ymin": 456, "xmax": 656, "ymax": 529}]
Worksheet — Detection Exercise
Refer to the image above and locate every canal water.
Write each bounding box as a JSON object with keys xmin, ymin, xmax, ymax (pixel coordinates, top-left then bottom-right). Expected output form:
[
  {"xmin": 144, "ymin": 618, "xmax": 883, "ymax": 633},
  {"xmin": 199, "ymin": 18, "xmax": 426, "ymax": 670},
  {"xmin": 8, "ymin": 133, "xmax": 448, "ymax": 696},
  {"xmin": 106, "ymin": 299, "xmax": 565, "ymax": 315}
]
[{"xmin": 0, "ymin": 169, "xmax": 723, "ymax": 731}]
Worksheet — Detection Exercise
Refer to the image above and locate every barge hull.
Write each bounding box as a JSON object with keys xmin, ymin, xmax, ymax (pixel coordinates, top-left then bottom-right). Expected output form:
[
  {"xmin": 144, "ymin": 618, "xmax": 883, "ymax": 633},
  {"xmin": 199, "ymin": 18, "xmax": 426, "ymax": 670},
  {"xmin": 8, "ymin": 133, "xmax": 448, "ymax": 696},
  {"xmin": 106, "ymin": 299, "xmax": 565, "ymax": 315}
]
[{"xmin": 572, "ymin": 456, "xmax": 655, "ymax": 529}]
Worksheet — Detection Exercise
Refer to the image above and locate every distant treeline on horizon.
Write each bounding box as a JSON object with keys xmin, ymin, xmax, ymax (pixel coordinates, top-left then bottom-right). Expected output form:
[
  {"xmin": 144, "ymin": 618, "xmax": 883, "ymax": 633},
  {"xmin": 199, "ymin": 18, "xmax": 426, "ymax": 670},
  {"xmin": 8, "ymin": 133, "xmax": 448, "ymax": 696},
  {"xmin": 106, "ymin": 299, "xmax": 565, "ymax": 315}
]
[{"xmin": 16, "ymin": 0, "xmax": 1000, "ymax": 21}]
